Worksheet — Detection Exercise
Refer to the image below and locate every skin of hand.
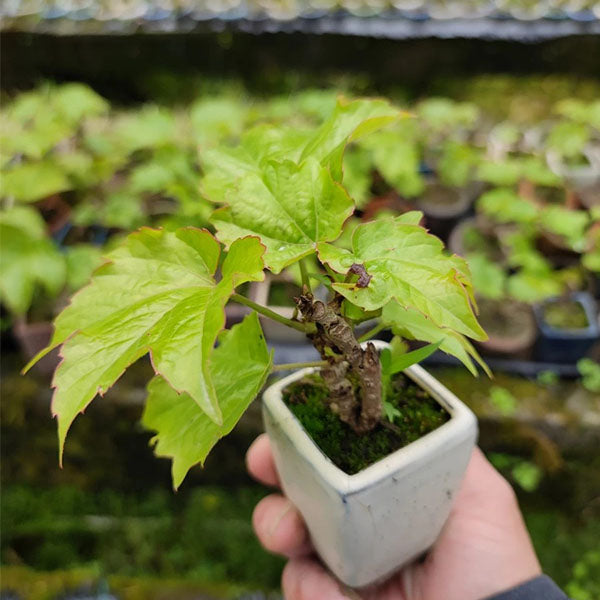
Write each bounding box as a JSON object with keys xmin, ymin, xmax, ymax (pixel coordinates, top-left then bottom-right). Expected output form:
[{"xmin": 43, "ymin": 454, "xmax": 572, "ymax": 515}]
[{"xmin": 246, "ymin": 434, "xmax": 542, "ymax": 600}]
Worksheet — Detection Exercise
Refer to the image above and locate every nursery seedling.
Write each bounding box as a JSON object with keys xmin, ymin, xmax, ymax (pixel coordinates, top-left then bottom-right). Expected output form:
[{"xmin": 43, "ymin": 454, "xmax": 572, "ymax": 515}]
[{"xmin": 26, "ymin": 98, "xmax": 489, "ymax": 488}]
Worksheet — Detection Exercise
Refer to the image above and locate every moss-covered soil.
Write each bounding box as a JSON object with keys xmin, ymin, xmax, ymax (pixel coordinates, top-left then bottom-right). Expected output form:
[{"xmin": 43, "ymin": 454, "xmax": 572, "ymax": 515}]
[
  {"xmin": 544, "ymin": 300, "xmax": 589, "ymax": 330},
  {"xmin": 283, "ymin": 372, "xmax": 449, "ymax": 474}
]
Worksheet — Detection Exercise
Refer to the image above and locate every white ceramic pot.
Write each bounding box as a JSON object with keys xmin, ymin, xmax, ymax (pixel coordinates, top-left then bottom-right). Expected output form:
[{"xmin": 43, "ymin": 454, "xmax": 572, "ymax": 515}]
[{"xmin": 262, "ymin": 342, "xmax": 478, "ymax": 589}]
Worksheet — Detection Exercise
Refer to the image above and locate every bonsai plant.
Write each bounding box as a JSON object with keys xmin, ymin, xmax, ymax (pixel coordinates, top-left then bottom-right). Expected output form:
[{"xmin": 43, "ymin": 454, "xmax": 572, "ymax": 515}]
[{"xmin": 26, "ymin": 98, "xmax": 490, "ymax": 588}]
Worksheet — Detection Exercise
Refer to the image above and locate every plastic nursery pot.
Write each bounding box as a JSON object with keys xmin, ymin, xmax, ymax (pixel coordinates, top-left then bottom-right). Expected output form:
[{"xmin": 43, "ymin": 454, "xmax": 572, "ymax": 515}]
[
  {"xmin": 12, "ymin": 319, "xmax": 59, "ymax": 376},
  {"xmin": 417, "ymin": 181, "xmax": 479, "ymax": 242},
  {"xmin": 262, "ymin": 341, "xmax": 478, "ymax": 589},
  {"xmin": 475, "ymin": 298, "xmax": 537, "ymax": 359},
  {"xmin": 577, "ymin": 182, "xmax": 600, "ymax": 211},
  {"xmin": 533, "ymin": 292, "xmax": 600, "ymax": 364},
  {"xmin": 447, "ymin": 216, "xmax": 502, "ymax": 262},
  {"xmin": 546, "ymin": 146, "xmax": 600, "ymax": 191}
]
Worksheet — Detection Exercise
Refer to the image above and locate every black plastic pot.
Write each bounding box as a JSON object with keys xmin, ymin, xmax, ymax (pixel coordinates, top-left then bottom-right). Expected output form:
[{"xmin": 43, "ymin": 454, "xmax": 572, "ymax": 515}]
[
  {"xmin": 416, "ymin": 180, "xmax": 479, "ymax": 242},
  {"xmin": 533, "ymin": 292, "xmax": 600, "ymax": 364}
]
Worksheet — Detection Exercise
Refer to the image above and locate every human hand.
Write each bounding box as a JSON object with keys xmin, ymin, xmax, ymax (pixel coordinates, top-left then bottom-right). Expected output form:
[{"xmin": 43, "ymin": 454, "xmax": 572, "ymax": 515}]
[{"xmin": 246, "ymin": 434, "xmax": 542, "ymax": 600}]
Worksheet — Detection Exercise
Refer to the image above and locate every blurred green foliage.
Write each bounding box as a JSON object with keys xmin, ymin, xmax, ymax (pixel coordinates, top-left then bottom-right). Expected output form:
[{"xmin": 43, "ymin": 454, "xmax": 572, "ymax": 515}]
[{"xmin": 1, "ymin": 484, "xmax": 284, "ymax": 591}]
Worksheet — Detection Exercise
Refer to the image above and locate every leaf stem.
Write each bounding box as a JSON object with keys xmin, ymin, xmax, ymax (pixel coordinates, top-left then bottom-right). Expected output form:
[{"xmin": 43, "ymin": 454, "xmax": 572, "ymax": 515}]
[
  {"xmin": 231, "ymin": 293, "xmax": 308, "ymax": 333},
  {"xmin": 271, "ymin": 361, "xmax": 328, "ymax": 372},
  {"xmin": 357, "ymin": 322, "xmax": 386, "ymax": 343},
  {"xmin": 299, "ymin": 259, "xmax": 312, "ymax": 293},
  {"xmin": 324, "ymin": 264, "xmax": 342, "ymax": 282}
]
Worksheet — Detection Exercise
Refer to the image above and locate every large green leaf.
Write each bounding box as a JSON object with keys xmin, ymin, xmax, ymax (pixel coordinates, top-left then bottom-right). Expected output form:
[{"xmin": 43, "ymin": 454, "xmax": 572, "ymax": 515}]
[
  {"xmin": 200, "ymin": 125, "xmax": 311, "ymax": 205},
  {"xmin": 143, "ymin": 312, "xmax": 272, "ymax": 489},
  {"xmin": 212, "ymin": 157, "xmax": 354, "ymax": 272},
  {"xmin": 202, "ymin": 98, "xmax": 400, "ymax": 271},
  {"xmin": 381, "ymin": 301, "xmax": 489, "ymax": 376},
  {"xmin": 318, "ymin": 215, "xmax": 486, "ymax": 340},
  {"xmin": 299, "ymin": 97, "xmax": 400, "ymax": 180},
  {"xmin": 26, "ymin": 229, "xmax": 265, "ymax": 458},
  {"xmin": 0, "ymin": 207, "xmax": 66, "ymax": 314}
]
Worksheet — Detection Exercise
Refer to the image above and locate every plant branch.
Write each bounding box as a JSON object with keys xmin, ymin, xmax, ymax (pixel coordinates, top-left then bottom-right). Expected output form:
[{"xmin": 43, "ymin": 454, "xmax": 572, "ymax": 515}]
[
  {"xmin": 358, "ymin": 322, "xmax": 386, "ymax": 343},
  {"xmin": 231, "ymin": 293, "xmax": 308, "ymax": 333},
  {"xmin": 271, "ymin": 361, "xmax": 328, "ymax": 372},
  {"xmin": 299, "ymin": 259, "xmax": 312, "ymax": 293}
]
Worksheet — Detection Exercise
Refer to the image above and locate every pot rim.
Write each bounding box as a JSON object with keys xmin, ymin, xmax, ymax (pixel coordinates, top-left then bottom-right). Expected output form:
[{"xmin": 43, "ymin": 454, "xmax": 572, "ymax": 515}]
[
  {"xmin": 533, "ymin": 291, "xmax": 600, "ymax": 337},
  {"xmin": 263, "ymin": 340, "xmax": 478, "ymax": 495}
]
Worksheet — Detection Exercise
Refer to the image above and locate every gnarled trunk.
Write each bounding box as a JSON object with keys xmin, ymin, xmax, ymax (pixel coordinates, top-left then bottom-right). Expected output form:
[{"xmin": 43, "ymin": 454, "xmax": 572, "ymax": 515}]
[{"xmin": 296, "ymin": 293, "xmax": 382, "ymax": 433}]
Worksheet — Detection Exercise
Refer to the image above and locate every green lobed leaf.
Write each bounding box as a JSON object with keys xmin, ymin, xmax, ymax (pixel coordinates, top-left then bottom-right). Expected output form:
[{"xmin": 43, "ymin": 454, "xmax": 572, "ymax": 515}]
[
  {"xmin": 0, "ymin": 207, "xmax": 66, "ymax": 314},
  {"xmin": 2, "ymin": 161, "xmax": 72, "ymax": 202},
  {"xmin": 111, "ymin": 106, "xmax": 176, "ymax": 154},
  {"xmin": 503, "ymin": 229, "xmax": 552, "ymax": 272},
  {"xmin": 342, "ymin": 146, "xmax": 373, "ymax": 207},
  {"xmin": 437, "ymin": 141, "xmax": 481, "ymax": 188},
  {"xmin": 142, "ymin": 312, "xmax": 272, "ymax": 489},
  {"xmin": 361, "ymin": 126, "xmax": 425, "ymax": 198},
  {"xmin": 555, "ymin": 99, "xmax": 600, "ymax": 129},
  {"xmin": 507, "ymin": 270, "xmax": 564, "ymax": 304},
  {"xmin": 546, "ymin": 121, "xmax": 590, "ymax": 158},
  {"xmin": 190, "ymin": 97, "xmax": 249, "ymax": 146},
  {"xmin": 201, "ymin": 98, "xmax": 400, "ymax": 271},
  {"xmin": 477, "ymin": 188, "xmax": 539, "ymax": 224},
  {"xmin": 212, "ymin": 157, "xmax": 354, "ymax": 273},
  {"xmin": 417, "ymin": 98, "xmax": 480, "ymax": 133},
  {"xmin": 65, "ymin": 244, "xmax": 104, "ymax": 292},
  {"xmin": 300, "ymin": 97, "xmax": 401, "ymax": 180},
  {"xmin": 200, "ymin": 125, "xmax": 311, "ymax": 205},
  {"xmin": 477, "ymin": 159, "xmax": 523, "ymax": 187},
  {"xmin": 51, "ymin": 83, "xmax": 109, "ymax": 124},
  {"xmin": 540, "ymin": 206, "xmax": 590, "ymax": 251},
  {"xmin": 318, "ymin": 215, "xmax": 486, "ymax": 340},
  {"xmin": 25, "ymin": 229, "xmax": 265, "ymax": 459},
  {"xmin": 381, "ymin": 301, "xmax": 489, "ymax": 376},
  {"xmin": 467, "ymin": 253, "xmax": 507, "ymax": 301}
]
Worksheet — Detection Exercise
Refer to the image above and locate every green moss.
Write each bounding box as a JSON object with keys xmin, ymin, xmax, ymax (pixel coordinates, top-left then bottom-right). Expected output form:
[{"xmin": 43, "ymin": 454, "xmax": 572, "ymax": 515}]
[
  {"xmin": 544, "ymin": 300, "xmax": 589, "ymax": 330},
  {"xmin": 283, "ymin": 373, "xmax": 449, "ymax": 475}
]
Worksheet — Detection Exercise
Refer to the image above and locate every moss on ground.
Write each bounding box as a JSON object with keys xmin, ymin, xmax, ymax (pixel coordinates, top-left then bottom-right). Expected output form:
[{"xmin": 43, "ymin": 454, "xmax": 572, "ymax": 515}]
[{"xmin": 283, "ymin": 373, "xmax": 449, "ymax": 474}]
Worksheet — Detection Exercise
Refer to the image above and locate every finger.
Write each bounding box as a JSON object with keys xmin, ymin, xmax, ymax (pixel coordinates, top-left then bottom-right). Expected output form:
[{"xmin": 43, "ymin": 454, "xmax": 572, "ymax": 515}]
[
  {"xmin": 246, "ymin": 434, "xmax": 279, "ymax": 487},
  {"xmin": 282, "ymin": 557, "xmax": 361, "ymax": 600},
  {"xmin": 458, "ymin": 446, "xmax": 516, "ymax": 505},
  {"xmin": 252, "ymin": 494, "xmax": 312, "ymax": 558}
]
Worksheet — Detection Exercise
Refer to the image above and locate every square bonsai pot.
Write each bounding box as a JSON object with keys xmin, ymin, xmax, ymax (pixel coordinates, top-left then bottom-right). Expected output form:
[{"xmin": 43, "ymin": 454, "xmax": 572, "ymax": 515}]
[
  {"xmin": 533, "ymin": 292, "xmax": 600, "ymax": 364},
  {"xmin": 262, "ymin": 342, "xmax": 478, "ymax": 589}
]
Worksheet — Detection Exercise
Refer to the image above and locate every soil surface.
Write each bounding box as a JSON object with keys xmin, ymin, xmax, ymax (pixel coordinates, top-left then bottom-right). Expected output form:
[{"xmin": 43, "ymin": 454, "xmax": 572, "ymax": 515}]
[
  {"xmin": 283, "ymin": 372, "xmax": 449, "ymax": 475},
  {"xmin": 478, "ymin": 298, "xmax": 534, "ymax": 339}
]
